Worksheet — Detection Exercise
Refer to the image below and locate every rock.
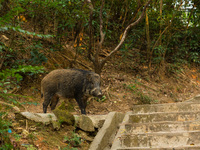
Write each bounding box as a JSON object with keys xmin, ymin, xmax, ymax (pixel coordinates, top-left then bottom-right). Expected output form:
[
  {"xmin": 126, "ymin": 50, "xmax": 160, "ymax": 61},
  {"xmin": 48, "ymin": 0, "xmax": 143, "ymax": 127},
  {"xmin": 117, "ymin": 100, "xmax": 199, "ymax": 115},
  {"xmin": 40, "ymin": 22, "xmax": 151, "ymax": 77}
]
[
  {"xmin": 16, "ymin": 112, "xmax": 57, "ymax": 125},
  {"xmin": 52, "ymin": 120, "xmax": 60, "ymax": 130},
  {"xmin": 74, "ymin": 115, "xmax": 107, "ymax": 131},
  {"xmin": 14, "ymin": 111, "xmax": 107, "ymax": 132},
  {"xmin": 76, "ymin": 115, "xmax": 95, "ymax": 132},
  {"xmin": 53, "ymin": 107, "xmax": 75, "ymax": 125},
  {"xmin": 88, "ymin": 115, "xmax": 107, "ymax": 128},
  {"xmin": 78, "ymin": 130, "xmax": 94, "ymax": 142},
  {"xmin": 52, "ymin": 101, "xmax": 75, "ymax": 126}
]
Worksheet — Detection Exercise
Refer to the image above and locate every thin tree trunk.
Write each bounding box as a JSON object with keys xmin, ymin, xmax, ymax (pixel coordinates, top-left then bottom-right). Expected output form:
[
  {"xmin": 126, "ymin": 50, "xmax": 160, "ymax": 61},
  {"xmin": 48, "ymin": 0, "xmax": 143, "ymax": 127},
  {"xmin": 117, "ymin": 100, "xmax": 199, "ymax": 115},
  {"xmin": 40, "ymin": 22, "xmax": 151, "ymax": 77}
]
[
  {"xmin": 93, "ymin": 0, "xmax": 105, "ymax": 74},
  {"xmin": 159, "ymin": 0, "xmax": 163, "ymax": 45},
  {"xmin": 145, "ymin": 9, "xmax": 150, "ymax": 64},
  {"xmin": 148, "ymin": 1, "xmax": 184, "ymax": 71},
  {"xmin": 85, "ymin": 0, "xmax": 94, "ymax": 62},
  {"xmin": 100, "ymin": 0, "xmax": 152, "ymax": 69},
  {"xmin": 186, "ymin": 4, "xmax": 194, "ymax": 29},
  {"xmin": 86, "ymin": 0, "xmax": 152, "ymax": 74}
]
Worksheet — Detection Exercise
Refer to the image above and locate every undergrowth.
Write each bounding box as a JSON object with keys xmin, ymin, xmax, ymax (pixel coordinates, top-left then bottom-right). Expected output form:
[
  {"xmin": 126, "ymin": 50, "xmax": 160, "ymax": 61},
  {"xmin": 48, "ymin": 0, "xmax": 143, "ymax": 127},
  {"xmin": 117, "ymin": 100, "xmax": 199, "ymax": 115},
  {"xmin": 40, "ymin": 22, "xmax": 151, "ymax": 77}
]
[
  {"xmin": 0, "ymin": 112, "xmax": 13, "ymax": 150},
  {"xmin": 0, "ymin": 65, "xmax": 45, "ymax": 149}
]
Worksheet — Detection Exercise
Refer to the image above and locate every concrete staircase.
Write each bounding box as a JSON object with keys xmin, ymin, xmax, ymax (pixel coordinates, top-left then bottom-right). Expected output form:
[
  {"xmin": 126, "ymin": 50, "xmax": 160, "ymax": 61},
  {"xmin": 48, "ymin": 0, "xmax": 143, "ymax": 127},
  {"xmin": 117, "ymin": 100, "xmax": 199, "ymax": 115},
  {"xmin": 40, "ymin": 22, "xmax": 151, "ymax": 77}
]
[{"xmin": 111, "ymin": 96, "xmax": 200, "ymax": 150}]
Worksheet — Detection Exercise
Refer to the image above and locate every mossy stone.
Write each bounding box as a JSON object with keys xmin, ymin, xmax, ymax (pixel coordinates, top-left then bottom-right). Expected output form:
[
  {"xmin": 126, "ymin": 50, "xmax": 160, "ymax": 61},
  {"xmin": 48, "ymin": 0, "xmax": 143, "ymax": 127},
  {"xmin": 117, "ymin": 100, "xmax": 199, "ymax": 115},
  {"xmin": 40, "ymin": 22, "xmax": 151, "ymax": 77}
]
[{"xmin": 53, "ymin": 104, "xmax": 75, "ymax": 125}]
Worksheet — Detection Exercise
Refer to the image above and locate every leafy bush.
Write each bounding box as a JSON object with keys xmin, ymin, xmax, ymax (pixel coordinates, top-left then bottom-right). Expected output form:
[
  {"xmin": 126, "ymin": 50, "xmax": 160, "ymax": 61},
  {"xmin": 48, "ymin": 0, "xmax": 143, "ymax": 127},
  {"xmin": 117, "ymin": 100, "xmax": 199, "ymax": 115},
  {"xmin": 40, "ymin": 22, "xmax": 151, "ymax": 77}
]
[
  {"xmin": 0, "ymin": 26, "xmax": 53, "ymax": 38},
  {"xmin": 0, "ymin": 112, "xmax": 13, "ymax": 150},
  {"xmin": 0, "ymin": 65, "xmax": 44, "ymax": 82},
  {"xmin": 27, "ymin": 42, "xmax": 48, "ymax": 65},
  {"xmin": 0, "ymin": 65, "xmax": 44, "ymax": 93},
  {"xmin": 168, "ymin": 28, "xmax": 200, "ymax": 65},
  {"xmin": 137, "ymin": 92, "xmax": 153, "ymax": 104},
  {"xmin": 64, "ymin": 131, "xmax": 82, "ymax": 148}
]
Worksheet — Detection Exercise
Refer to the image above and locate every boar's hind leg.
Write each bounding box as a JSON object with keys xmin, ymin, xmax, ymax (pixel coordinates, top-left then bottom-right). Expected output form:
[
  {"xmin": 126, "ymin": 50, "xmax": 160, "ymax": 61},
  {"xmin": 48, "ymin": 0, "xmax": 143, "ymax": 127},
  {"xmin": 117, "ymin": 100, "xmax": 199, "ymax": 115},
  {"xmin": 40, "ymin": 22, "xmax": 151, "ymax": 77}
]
[
  {"xmin": 43, "ymin": 94, "xmax": 54, "ymax": 113},
  {"xmin": 50, "ymin": 94, "xmax": 59, "ymax": 110}
]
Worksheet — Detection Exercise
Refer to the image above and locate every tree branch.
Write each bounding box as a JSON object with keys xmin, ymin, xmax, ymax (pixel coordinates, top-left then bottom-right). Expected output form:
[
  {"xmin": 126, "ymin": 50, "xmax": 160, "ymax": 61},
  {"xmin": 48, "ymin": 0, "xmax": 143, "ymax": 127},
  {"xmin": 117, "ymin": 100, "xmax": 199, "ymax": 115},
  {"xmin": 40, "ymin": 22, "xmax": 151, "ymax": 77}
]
[
  {"xmin": 151, "ymin": 1, "xmax": 184, "ymax": 52},
  {"xmin": 100, "ymin": 0, "xmax": 152, "ymax": 67},
  {"xmin": 149, "ymin": 1, "xmax": 184, "ymax": 69},
  {"xmin": 85, "ymin": 0, "xmax": 95, "ymax": 63},
  {"xmin": 0, "ymin": 100, "xmax": 20, "ymax": 112},
  {"xmin": 95, "ymin": 0, "xmax": 105, "ymax": 62}
]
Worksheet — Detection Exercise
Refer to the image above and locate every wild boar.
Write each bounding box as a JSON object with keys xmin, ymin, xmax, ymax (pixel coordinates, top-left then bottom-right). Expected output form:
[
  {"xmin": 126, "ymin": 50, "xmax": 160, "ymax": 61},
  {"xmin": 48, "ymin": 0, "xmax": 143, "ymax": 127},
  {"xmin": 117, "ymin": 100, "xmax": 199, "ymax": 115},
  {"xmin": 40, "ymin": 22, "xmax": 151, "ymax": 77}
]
[{"xmin": 41, "ymin": 69, "xmax": 102, "ymax": 114}]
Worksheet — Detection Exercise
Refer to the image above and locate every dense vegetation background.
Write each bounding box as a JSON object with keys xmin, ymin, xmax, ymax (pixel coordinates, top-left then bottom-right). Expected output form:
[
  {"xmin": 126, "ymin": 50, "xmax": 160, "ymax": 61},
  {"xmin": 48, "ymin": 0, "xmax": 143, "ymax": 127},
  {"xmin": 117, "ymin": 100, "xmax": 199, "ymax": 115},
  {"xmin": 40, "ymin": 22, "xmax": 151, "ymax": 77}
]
[
  {"xmin": 1, "ymin": 0, "xmax": 199, "ymax": 74},
  {"xmin": 0, "ymin": 0, "xmax": 200, "ymax": 149}
]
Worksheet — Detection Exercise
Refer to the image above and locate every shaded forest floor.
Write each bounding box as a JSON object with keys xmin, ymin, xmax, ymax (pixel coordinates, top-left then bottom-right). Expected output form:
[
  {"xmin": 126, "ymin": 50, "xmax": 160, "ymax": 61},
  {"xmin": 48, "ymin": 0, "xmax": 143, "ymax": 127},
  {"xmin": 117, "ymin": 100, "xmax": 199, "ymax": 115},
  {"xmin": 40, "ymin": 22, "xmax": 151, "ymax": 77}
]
[{"xmin": 20, "ymin": 58, "xmax": 200, "ymax": 115}]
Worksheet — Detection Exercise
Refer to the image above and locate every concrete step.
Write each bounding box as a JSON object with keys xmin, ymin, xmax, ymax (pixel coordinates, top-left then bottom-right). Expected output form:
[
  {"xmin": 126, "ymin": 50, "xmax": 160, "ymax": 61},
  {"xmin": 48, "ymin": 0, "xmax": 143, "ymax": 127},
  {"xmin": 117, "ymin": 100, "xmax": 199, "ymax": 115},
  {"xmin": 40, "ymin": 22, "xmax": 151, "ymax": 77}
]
[
  {"xmin": 116, "ymin": 146, "xmax": 200, "ymax": 150},
  {"xmin": 185, "ymin": 94, "xmax": 200, "ymax": 102},
  {"xmin": 89, "ymin": 95, "xmax": 200, "ymax": 150},
  {"xmin": 129, "ymin": 111, "xmax": 200, "ymax": 123},
  {"xmin": 125, "ymin": 120, "xmax": 200, "ymax": 133},
  {"xmin": 132, "ymin": 102, "xmax": 200, "ymax": 114},
  {"xmin": 111, "ymin": 111, "xmax": 200, "ymax": 150},
  {"xmin": 120, "ymin": 131, "xmax": 200, "ymax": 148}
]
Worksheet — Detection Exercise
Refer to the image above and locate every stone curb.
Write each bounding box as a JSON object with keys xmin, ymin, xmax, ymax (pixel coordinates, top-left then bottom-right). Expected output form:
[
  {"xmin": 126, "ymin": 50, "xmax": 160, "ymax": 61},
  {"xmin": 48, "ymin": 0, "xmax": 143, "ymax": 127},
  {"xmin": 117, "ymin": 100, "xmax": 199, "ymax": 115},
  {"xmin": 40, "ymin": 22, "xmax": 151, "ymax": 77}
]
[
  {"xmin": 89, "ymin": 112, "xmax": 125, "ymax": 150},
  {"xmin": 115, "ymin": 146, "xmax": 200, "ymax": 150},
  {"xmin": 132, "ymin": 102, "xmax": 200, "ymax": 114},
  {"xmin": 16, "ymin": 112, "xmax": 107, "ymax": 131},
  {"xmin": 111, "ymin": 112, "xmax": 132, "ymax": 150}
]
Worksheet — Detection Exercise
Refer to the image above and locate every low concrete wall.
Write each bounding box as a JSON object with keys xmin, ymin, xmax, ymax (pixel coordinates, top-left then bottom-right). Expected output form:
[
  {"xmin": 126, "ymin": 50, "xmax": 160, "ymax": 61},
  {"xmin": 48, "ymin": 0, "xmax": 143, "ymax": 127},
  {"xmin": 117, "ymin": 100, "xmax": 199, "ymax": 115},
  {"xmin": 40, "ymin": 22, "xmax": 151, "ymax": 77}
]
[
  {"xmin": 89, "ymin": 112, "xmax": 125, "ymax": 150},
  {"xmin": 111, "ymin": 112, "xmax": 132, "ymax": 150}
]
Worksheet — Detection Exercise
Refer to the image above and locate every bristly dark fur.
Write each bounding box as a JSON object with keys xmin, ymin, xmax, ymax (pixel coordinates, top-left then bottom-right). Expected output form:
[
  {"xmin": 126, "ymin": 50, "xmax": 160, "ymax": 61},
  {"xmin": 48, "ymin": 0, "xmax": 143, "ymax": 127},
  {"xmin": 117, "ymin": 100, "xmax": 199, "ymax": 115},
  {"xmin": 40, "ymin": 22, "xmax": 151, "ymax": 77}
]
[{"xmin": 41, "ymin": 69, "xmax": 102, "ymax": 114}]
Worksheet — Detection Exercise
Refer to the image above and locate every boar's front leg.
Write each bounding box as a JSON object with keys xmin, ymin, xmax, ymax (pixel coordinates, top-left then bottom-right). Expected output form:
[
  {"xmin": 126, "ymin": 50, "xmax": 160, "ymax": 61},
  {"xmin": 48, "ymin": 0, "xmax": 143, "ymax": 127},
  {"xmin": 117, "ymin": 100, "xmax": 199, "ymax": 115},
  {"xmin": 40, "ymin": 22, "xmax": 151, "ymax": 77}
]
[
  {"xmin": 75, "ymin": 95, "xmax": 88, "ymax": 115},
  {"xmin": 43, "ymin": 93, "xmax": 54, "ymax": 113}
]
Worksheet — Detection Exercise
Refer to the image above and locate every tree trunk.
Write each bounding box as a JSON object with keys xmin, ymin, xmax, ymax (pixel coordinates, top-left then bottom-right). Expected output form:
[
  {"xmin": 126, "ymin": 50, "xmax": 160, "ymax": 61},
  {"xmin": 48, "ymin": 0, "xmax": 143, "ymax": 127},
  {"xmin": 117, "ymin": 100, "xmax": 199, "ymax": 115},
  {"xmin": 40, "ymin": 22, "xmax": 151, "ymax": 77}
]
[
  {"xmin": 159, "ymin": 0, "xmax": 163, "ymax": 45},
  {"xmin": 145, "ymin": 9, "xmax": 150, "ymax": 64},
  {"xmin": 86, "ymin": 0, "xmax": 152, "ymax": 74}
]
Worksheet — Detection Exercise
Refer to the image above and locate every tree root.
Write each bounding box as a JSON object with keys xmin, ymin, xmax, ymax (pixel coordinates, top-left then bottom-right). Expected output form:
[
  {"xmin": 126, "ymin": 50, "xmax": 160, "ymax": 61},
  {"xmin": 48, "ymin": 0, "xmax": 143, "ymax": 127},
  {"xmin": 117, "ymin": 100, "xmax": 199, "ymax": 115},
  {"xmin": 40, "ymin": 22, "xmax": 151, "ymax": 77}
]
[{"xmin": 0, "ymin": 100, "xmax": 21, "ymax": 112}]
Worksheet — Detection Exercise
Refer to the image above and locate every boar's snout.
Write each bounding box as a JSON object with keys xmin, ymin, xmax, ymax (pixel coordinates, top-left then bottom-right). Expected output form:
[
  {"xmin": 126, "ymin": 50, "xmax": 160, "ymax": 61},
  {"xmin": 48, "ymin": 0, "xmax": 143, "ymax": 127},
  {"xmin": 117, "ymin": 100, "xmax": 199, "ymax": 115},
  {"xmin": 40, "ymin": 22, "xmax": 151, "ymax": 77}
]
[{"xmin": 91, "ymin": 88, "xmax": 103, "ymax": 98}]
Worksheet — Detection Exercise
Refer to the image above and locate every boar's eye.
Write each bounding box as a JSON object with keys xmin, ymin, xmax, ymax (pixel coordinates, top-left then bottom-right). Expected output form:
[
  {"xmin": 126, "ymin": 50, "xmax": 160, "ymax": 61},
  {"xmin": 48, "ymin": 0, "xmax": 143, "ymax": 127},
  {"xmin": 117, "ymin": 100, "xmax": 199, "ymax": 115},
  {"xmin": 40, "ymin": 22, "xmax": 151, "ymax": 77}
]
[{"xmin": 90, "ymin": 82, "xmax": 94, "ymax": 87}]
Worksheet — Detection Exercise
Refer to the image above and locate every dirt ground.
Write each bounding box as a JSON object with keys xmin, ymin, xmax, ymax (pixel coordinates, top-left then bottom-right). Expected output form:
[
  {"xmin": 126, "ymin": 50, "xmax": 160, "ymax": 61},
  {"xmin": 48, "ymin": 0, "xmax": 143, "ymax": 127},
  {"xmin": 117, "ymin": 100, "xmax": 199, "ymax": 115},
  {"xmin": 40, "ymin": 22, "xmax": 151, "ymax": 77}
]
[{"xmin": 20, "ymin": 61, "xmax": 200, "ymax": 115}]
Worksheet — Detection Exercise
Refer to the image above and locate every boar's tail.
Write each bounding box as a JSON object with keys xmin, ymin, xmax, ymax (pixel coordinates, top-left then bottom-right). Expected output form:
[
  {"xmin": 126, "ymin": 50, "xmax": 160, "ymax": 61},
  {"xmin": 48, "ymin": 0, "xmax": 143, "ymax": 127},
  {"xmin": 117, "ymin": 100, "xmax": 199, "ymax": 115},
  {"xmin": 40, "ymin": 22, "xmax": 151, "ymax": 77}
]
[{"xmin": 41, "ymin": 93, "xmax": 43, "ymax": 98}]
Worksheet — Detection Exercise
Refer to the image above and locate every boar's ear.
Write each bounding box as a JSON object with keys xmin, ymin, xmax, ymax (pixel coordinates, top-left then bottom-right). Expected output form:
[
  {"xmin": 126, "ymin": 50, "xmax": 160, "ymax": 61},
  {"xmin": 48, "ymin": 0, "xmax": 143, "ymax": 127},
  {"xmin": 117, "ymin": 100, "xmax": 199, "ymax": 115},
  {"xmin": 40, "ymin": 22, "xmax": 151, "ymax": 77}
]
[
  {"xmin": 86, "ymin": 73, "xmax": 93, "ymax": 82},
  {"xmin": 86, "ymin": 72, "xmax": 99, "ymax": 82}
]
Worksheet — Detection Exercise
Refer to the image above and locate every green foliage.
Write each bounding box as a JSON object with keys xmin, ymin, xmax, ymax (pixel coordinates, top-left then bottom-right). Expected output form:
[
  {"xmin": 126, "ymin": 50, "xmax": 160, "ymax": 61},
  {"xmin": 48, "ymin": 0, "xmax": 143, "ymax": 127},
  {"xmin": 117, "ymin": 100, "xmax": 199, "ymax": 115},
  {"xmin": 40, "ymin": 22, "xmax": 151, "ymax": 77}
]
[
  {"xmin": 0, "ymin": 112, "xmax": 13, "ymax": 150},
  {"xmin": 0, "ymin": 1, "xmax": 25, "ymax": 26},
  {"xmin": 0, "ymin": 0, "xmax": 200, "ymax": 74},
  {"xmin": 0, "ymin": 65, "xmax": 44, "ymax": 125},
  {"xmin": 168, "ymin": 28, "xmax": 200, "ymax": 65},
  {"xmin": 22, "ymin": 144, "xmax": 37, "ymax": 150},
  {"xmin": 95, "ymin": 95, "xmax": 107, "ymax": 102},
  {"xmin": 124, "ymin": 80, "xmax": 155, "ymax": 104},
  {"xmin": 0, "ymin": 43, "xmax": 16, "ymax": 67},
  {"xmin": 126, "ymin": 84, "xmax": 138, "ymax": 93},
  {"xmin": 100, "ymin": 95, "xmax": 107, "ymax": 102},
  {"xmin": 18, "ymin": 0, "xmax": 87, "ymax": 37},
  {"xmin": 27, "ymin": 42, "xmax": 48, "ymax": 65},
  {"xmin": 152, "ymin": 45, "xmax": 165, "ymax": 64},
  {"xmin": 0, "ymin": 65, "xmax": 44, "ymax": 94},
  {"xmin": 63, "ymin": 131, "xmax": 82, "ymax": 149},
  {"xmin": 0, "ymin": 26, "xmax": 53, "ymax": 38},
  {"xmin": 0, "ymin": 65, "xmax": 44, "ymax": 82},
  {"xmin": 137, "ymin": 92, "xmax": 154, "ymax": 104},
  {"xmin": 62, "ymin": 146, "xmax": 78, "ymax": 150},
  {"xmin": 189, "ymin": 52, "xmax": 199, "ymax": 64}
]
